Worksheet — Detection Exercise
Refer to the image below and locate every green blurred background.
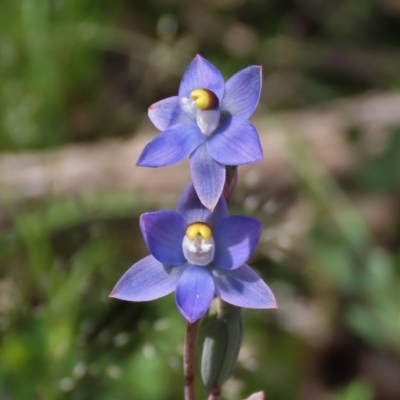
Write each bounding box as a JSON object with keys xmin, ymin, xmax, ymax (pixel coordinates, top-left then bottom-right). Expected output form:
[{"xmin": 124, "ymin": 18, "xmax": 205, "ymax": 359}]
[{"xmin": 0, "ymin": 0, "xmax": 399, "ymax": 399}]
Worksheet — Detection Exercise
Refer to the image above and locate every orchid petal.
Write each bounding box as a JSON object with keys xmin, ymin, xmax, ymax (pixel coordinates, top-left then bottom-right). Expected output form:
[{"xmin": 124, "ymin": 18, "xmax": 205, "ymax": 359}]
[
  {"xmin": 213, "ymin": 216, "xmax": 262, "ymax": 270},
  {"xmin": 179, "ymin": 55, "xmax": 225, "ymax": 103},
  {"xmin": 190, "ymin": 143, "xmax": 225, "ymax": 210},
  {"xmin": 110, "ymin": 255, "xmax": 184, "ymax": 301},
  {"xmin": 177, "ymin": 184, "xmax": 228, "ymax": 228},
  {"xmin": 140, "ymin": 211, "xmax": 186, "ymax": 266},
  {"xmin": 137, "ymin": 123, "xmax": 205, "ymax": 167},
  {"xmin": 207, "ymin": 117, "xmax": 263, "ymax": 165},
  {"xmin": 213, "ymin": 264, "xmax": 277, "ymax": 308},
  {"xmin": 221, "ymin": 66, "xmax": 262, "ymax": 119},
  {"xmin": 148, "ymin": 96, "xmax": 192, "ymax": 131},
  {"xmin": 175, "ymin": 265, "xmax": 215, "ymax": 322}
]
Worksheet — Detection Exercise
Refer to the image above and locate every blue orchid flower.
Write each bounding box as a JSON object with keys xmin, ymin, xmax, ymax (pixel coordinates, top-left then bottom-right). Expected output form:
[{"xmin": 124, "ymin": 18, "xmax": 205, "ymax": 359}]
[
  {"xmin": 110, "ymin": 185, "xmax": 276, "ymax": 323},
  {"xmin": 137, "ymin": 55, "xmax": 263, "ymax": 210}
]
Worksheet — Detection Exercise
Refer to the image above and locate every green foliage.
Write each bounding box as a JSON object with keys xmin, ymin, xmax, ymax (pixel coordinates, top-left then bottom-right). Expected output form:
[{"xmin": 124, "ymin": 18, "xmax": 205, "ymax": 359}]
[{"xmin": 337, "ymin": 380, "xmax": 373, "ymax": 400}]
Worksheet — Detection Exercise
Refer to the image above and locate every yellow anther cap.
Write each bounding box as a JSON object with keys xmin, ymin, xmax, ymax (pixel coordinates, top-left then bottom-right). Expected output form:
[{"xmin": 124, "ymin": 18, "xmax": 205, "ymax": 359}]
[
  {"xmin": 186, "ymin": 222, "xmax": 213, "ymax": 241},
  {"xmin": 190, "ymin": 88, "xmax": 219, "ymax": 110}
]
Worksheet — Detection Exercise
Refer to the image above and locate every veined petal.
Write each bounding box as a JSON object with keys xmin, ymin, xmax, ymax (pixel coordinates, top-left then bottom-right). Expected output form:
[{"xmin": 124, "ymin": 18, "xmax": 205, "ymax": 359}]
[
  {"xmin": 190, "ymin": 143, "xmax": 225, "ymax": 211},
  {"xmin": 179, "ymin": 55, "xmax": 225, "ymax": 104},
  {"xmin": 221, "ymin": 66, "xmax": 262, "ymax": 119},
  {"xmin": 148, "ymin": 96, "xmax": 192, "ymax": 131},
  {"xmin": 207, "ymin": 117, "xmax": 263, "ymax": 166},
  {"xmin": 175, "ymin": 265, "xmax": 215, "ymax": 322},
  {"xmin": 110, "ymin": 255, "xmax": 184, "ymax": 301},
  {"xmin": 213, "ymin": 216, "xmax": 262, "ymax": 270},
  {"xmin": 137, "ymin": 123, "xmax": 205, "ymax": 167},
  {"xmin": 177, "ymin": 183, "xmax": 228, "ymax": 228},
  {"xmin": 213, "ymin": 264, "xmax": 277, "ymax": 309},
  {"xmin": 140, "ymin": 211, "xmax": 186, "ymax": 266},
  {"xmin": 206, "ymin": 117, "xmax": 263, "ymax": 165}
]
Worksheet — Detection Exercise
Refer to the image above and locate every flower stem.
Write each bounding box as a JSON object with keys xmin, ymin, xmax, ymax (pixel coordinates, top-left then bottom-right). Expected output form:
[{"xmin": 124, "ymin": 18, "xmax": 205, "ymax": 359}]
[
  {"xmin": 184, "ymin": 320, "xmax": 200, "ymax": 400},
  {"xmin": 207, "ymin": 385, "xmax": 221, "ymax": 400}
]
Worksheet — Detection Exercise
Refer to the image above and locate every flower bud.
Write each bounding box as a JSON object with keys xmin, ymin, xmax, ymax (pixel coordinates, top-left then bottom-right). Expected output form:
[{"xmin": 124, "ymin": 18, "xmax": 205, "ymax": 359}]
[{"xmin": 200, "ymin": 299, "xmax": 244, "ymax": 392}]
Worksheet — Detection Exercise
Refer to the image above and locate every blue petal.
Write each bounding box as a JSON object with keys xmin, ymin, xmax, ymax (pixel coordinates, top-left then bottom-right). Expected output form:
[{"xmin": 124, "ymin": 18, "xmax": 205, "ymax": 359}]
[
  {"xmin": 178, "ymin": 55, "xmax": 225, "ymax": 103},
  {"xmin": 213, "ymin": 264, "xmax": 277, "ymax": 308},
  {"xmin": 140, "ymin": 211, "xmax": 186, "ymax": 266},
  {"xmin": 175, "ymin": 265, "xmax": 215, "ymax": 322},
  {"xmin": 221, "ymin": 66, "xmax": 262, "ymax": 119},
  {"xmin": 213, "ymin": 216, "xmax": 262, "ymax": 270},
  {"xmin": 110, "ymin": 255, "xmax": 184, "ymax": 301},
  {"xmin": 207, "ymin": 117, "xmax": 263, "ymax": 165},
  {"xmin": 148, "ymin": 96, "xmax": 192, "ymax": 131},
  {"xmin": 177, "ymin": 183, "xmax": 228, "ymax": 228},
  {"xmin": 137, "ymin": 123, "xmax": 205, "ymax": 167},
  {"xmin": 190, "ymin": 143, "xmax": 225, "ymax": 210}
]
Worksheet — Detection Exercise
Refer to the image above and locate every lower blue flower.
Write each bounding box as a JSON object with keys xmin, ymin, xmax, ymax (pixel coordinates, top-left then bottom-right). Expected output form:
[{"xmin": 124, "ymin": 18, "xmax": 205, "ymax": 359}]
[{"xmin": 110, "ymin": 185, "xmax": 277, "ymax": 322}]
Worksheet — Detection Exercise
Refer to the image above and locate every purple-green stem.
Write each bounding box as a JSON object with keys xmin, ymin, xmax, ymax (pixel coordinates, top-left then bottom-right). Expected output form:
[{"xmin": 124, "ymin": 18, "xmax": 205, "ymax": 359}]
[{"xmin": 184, "ymin": 320, "xmax": 200, "ymax": 400}]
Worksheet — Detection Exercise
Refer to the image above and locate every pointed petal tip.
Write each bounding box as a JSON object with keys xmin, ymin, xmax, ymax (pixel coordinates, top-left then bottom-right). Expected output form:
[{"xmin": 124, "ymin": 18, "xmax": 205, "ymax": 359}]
[
  {"xmin": 248, "ymin": 65, "xmax": 262, "ymax": 73},
  {"xmin": 109, "ymin": 287, "xmax": 123, "ymax": 299},
  {"xmin": 191, "ymin": 54, "xmax": 204, "ymax": 65},
  {"xmin": 263, "ymin": 287, "xmax": 278, "ymax": 309},
  {"xmin": 266, "ymin": 297, "xmax": 278, "ymax": 309},
  {"xmin": 206, "ymin": 201, "xmax": 216, "ymax": 211},
  {"xmin": 135, "ymin": 154, "xmax": 158, "ymax": 168},
  {"xmin": 136, "ymin": 154, "xmax": 146, "ymax": 167},
  {"xmin": 147, "ymin": 101, "xmax": 165, "ymax": 113},
  {"xmin": 185, "ymin": 315, "xmax": 199, "ymax": 324},
  {"xmin": 136, "ymin": 160, "xmax": 155, "ymax": 168},
  {"xmin": 254, "ymin": 299, "xmax": 278, "ymax": 310},
  {"xmin": 201, "ymin": 199, "xmax": 217, "ymax": 212},
  {"xmin": 177, "ymin": 296, "xmax": 208, "ymax": 322},
  {"xmin": 177, "ymin": 306, "xmax": 201, "ymax": 323}
]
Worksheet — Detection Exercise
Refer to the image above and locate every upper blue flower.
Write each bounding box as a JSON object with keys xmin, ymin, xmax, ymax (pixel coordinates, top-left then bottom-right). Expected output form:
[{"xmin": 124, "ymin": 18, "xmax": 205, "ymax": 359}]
[
  {"xmin": 110, "ymin": 185, "xmax": 276, "ymax": 323},
  {"xmin": 137, "ymin": 55, "xmax": 263, "ymax": 210}
]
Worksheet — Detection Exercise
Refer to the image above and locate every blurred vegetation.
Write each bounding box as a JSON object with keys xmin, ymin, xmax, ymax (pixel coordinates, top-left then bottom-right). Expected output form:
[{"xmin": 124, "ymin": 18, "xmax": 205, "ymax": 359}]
[{"xmin": 0, "ymin": 0, "xmax": 399, "ymax": 399}]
